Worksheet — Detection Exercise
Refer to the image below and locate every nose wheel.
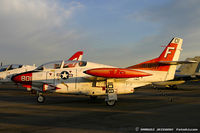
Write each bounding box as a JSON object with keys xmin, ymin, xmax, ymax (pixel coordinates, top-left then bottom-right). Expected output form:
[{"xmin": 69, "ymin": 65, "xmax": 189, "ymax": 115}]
[{"xmin": 37, "ymin": 94, "xmax": 45, "ymax": 103}]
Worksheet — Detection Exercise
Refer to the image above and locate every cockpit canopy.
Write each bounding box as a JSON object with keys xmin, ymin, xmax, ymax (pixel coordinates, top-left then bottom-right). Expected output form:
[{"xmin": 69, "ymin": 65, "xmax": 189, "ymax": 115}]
[
  {"xmin": 36, "ymin": 60, "xmax": 87, "ymax": 70},
  {"xmin": 0, "ymin": 64, "xmax": 23, "ymax": 72}
]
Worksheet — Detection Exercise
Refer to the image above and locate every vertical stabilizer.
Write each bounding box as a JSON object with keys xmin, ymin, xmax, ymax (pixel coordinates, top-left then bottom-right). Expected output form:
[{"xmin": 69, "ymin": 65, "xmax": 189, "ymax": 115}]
[
  {"xmin": 163, "ymin": 38, "xmax": 183, "ymax": 80},
  {"xmin": 177, "ymin": 56, "xmax": 200, "ymax": 75},
  {"xmin": 127, "ymin": 37, "xmax": 183, "ymax": 81},
  {"xmin": 68, "ymin": 51, "xmax": 83, "ymax": 61}
]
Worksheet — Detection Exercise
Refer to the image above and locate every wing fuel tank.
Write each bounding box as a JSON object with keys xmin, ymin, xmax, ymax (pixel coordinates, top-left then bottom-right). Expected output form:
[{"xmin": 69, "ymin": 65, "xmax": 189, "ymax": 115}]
[{"xmin": 84, "ymin": 68, "xmax": 152, "ymax": 78}]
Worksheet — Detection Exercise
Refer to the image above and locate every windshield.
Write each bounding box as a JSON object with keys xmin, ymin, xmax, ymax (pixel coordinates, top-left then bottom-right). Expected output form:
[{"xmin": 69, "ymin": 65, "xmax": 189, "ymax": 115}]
[
  {"xmin": 0, "ymin": 65, "xmax": 9, "ymax": 72},
  {"xmin": 0, "ymin": 64, "xmax": 23, "ymax": 72},
  {"xmin": 7, "ymin": 64, "xmax": 23, "ymax": 70},
  {"xmin": 36, "ymin": 60, "xmax": 87, "ymax": 70},
  {"xmin": 63, "ymin": 60, "xmax": 87, "ymax": 68},
  {"xmin": 36, "ymin": 61, "xmax": 63, "ymax": 70}
]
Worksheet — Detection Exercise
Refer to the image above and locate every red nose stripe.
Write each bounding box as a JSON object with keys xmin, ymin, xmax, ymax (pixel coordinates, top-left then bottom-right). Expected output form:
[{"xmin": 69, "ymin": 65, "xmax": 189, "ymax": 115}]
[{"xmin": 12, "ymin": 72, "xmax": 32, "ymax": 85}]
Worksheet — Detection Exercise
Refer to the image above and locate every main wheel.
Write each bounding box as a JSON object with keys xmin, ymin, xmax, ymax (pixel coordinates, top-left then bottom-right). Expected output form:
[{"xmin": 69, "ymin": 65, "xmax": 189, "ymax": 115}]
[
  {"xmin": 106, "ymin": 100, "xmax": 116, "ymax": 106},
  {"xmin": 37, "ymin": 95, "xmax": 45, "ymax": 103}
]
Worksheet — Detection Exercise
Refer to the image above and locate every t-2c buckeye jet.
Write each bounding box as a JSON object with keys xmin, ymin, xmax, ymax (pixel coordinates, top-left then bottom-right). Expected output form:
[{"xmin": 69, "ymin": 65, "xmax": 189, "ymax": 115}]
[{"xmin": 12, "ymin": 37, "xmax": 184, "ymax": 106}]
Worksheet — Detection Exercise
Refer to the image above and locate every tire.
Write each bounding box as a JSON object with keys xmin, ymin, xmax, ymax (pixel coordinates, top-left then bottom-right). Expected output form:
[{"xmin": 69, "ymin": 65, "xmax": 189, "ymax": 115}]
[
  {"xmin": 106, "ymin": 100, "xmax": 116, "ymax": 106},
  {"xmin": 37, "ymin": 95, "xmax": 45, "ymax": 103}
]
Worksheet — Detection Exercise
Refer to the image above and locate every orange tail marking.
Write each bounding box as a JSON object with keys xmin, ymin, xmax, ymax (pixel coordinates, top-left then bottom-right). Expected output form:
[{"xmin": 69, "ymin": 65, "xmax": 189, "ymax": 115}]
[{"xmin": 127, "ymin": 38, "xmax": 179, "ymax": 71}]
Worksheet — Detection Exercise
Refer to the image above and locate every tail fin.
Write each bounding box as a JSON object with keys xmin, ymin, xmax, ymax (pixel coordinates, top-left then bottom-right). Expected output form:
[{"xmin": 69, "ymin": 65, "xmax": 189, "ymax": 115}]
[
  {"xmin": 195, "ymin": 62, "xmax": 200, "ymax": 73},
  {"xmin": 127, "ymin": 37, "xmax": 183, "ymax": 80},
  {"xmin": 177, "ymin": 56, "xmax": 200, "ymax": 75},
  {"xmin": 158, "ymin": 38, "xmax": 182, "ymax": 62},
  {"xmin": 68, "ymin": 51, "xmax": 83, "ymax": 61}
]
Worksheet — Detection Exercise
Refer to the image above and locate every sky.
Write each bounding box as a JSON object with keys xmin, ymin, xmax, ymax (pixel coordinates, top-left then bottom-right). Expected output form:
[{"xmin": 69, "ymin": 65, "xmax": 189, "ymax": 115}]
[{"xmin": 0, "ymin": 0, "xmax": 200, "ymax": 67}]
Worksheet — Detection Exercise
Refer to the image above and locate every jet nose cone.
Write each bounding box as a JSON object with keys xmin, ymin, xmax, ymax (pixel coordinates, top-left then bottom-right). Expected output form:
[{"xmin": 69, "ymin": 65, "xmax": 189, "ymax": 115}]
[
  {"xmin": 11, "ymin": 74, "xmax": 21, "ymax": 83},
  {"xmin": 11, "ymin": 72, "xmax": 32, "ymax": 84}
]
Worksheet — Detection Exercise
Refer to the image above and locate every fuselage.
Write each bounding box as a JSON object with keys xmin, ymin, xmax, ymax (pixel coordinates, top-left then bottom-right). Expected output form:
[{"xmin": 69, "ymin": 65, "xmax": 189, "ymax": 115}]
[
  {"xmin": 0, "ymin": 64, "xmax": 36, "ymax": 84},
  {"xmin": 12, "ymin": 60, "xmax": 171, "ymax": 96}
]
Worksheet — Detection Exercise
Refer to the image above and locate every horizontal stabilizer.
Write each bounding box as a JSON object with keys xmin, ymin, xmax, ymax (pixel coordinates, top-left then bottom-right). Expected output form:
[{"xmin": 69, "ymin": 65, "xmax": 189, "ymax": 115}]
[
  {"xmin": 158, "ymin": 60, "xmax": 197, "ymax": 65},
  {"xmin": 153, "ymin": 80, "xmax": 185, "ymax": 86}
]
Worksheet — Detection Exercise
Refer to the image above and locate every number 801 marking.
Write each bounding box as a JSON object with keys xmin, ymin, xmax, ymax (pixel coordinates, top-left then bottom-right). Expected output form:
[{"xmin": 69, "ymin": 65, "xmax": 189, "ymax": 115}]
[{"xmin": 21, "ymin": 76, "xmax": 32, "ymax": 81}]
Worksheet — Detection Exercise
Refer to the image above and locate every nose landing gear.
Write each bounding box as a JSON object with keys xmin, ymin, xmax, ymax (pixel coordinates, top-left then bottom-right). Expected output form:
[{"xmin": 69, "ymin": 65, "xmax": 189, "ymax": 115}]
[{"xmin": 37, "ymin": 92, "xmax": 45, "ymax": 103}]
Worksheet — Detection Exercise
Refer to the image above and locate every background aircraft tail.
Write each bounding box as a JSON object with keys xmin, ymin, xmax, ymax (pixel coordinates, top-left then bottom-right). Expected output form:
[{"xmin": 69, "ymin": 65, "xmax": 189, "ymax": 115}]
[
  {"xmin": 127, "ymin": 37, "xmax": 183, "ymax": 80},
  {"xmin": 177, "ymin": 56, "xmax": 200, "ymax": 75},
  {"xmin": 68, "ymin": 51, "xmax": 83, "ymax": 61}
]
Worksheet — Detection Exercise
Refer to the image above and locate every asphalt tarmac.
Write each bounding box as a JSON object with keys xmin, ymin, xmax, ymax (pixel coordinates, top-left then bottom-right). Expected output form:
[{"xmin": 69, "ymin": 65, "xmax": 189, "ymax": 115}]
[{"xmin": 0, "ymin": 83, "xmax": 200, "ymax": 133}]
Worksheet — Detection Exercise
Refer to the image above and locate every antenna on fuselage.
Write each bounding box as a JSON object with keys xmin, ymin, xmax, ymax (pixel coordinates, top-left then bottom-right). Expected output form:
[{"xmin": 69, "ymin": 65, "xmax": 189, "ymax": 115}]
[{"xmin": 61, "ymin": 60, "xmax": 64, "ymax": 69}]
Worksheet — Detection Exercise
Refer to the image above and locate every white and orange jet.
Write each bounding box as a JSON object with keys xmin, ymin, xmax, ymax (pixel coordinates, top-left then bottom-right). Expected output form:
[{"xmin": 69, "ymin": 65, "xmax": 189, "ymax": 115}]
[{"xmin": 12, "ymin": 38, "xmax": 183, "ymax": 106}]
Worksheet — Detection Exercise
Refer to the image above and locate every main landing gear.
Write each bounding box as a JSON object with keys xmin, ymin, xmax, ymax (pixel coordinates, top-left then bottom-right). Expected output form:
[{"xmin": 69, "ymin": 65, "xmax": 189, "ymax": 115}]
[
  {"xmin": 105, "ymin": 89, "xmax": 117, "ymax": 106},
  {"xmin": 37, "ymin": 92, "xmax": 45, "ymax": 103}
]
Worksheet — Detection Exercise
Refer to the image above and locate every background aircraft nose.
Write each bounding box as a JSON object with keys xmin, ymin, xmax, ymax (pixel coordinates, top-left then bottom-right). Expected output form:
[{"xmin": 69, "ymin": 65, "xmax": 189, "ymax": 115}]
[
  {"xmin": 11, "ymin": 72, "xmax": 32, "ymax": 84},
  {"xmin": 0, "ymin": 75, "xmax": 13, "ymax": 83},
  {"xmin": 11, "ymin": 74, "xmax": 22, "ymax": 83}
]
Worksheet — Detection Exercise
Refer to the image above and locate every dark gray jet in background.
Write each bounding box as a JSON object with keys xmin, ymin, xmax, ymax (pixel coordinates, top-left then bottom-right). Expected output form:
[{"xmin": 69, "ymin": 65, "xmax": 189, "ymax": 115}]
[{"xmin": 153, "ymin": 56, "xmax": 200, "ymax": 89}]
